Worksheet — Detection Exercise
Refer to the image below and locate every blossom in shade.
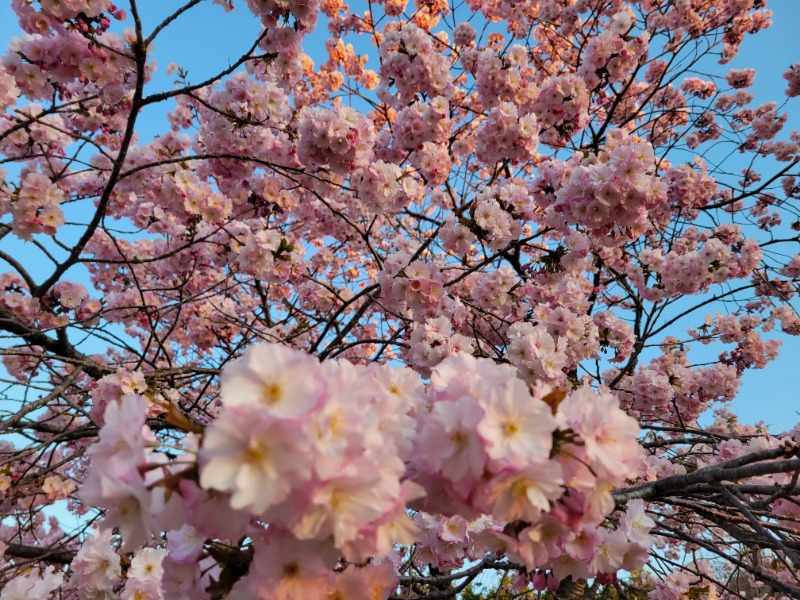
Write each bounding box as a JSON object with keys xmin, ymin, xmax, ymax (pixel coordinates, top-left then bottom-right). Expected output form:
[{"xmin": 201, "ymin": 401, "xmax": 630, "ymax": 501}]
[
  {"xmin": 0, "ymin": 566, "xmax": 63, "ymax": 600},
  {"xmin": 556, "ymin": 386, "xmax": 641, "ymax": 479},
  {"xmin": 67, "ymin": 530, "xmax": 121, "ymax": 598},
  {"xmin": 234, "ymin": 531, "xmax": 335, "ymax": 600},
  {"xmin": 416, "ymin": 395, "xmax": 486, "ymax": 488},
  {"xmin": 167, "ymin": 525, "xmax": 205, "ymax": 564},
  {"xmin": 483, "ymin": 462, "xmax": 565, "ymax": 521}
]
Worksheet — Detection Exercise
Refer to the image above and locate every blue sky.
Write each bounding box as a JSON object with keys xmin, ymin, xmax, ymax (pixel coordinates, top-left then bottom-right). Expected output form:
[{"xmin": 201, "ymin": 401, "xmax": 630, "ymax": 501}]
[
  {"xmin": 692, "ymin": 0, "xmax": 800, "ymax": 430},
  {"xmin": 0, "ymin": 1, "xmax": 798, "ymax": 429}
]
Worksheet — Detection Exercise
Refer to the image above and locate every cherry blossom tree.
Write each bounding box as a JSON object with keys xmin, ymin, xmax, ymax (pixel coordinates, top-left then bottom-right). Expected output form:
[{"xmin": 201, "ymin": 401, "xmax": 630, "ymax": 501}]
[{"xmin": 1, "ymin": 0, "xmax": 799, "ymax": 598}]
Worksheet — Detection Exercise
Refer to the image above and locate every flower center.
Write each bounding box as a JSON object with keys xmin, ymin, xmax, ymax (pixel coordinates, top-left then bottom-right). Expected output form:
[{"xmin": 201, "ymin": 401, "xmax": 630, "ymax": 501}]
[
  {"xmin": 245, "ymin": 440, "xmax": 269, "ymax": 463},
  {"xmin": 283, "ymin": 562, "xmax": 300, "ymax": 578},
  {"xmin": 449, "ymin": 430, "xmax": 468, "ymax": 449},
  {"xmin": 262, "ymin": 380, "xmax": 283, "ymax": 405}
]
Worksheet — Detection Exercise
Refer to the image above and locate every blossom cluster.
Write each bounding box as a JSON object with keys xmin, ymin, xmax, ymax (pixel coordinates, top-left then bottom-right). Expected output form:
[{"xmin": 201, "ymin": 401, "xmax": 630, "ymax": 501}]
[
  {"xmin": 34, "ymin": 0, "xmax": 113, "ymax": 20},
  {"xmin": 3, "ymin": 27, "xmax": 135, "ymax": 104},
  {"xmin": 236, "ymin": 228, "xmax": 304, "ymax": 282},
  {"xmin": 79, "ymin": 394, "xmax": 170, "ymax": 551},
  {"xmin": 662, "ymin": 161, "xmax": 718, "ymax": 216},
  {"xmin": 0, "ymin": 172, "xmax": 64, "ymax": 240},
  {"xmin": 471, "ymin": 46, "xmax": 538, "ymax": 111},
  {"xmin": 199, "ymin": 343, "xmax": 422, "ymax": 562},
  {"xmin": 243, "ymin": 0, "xmax": 321, "ymax": 30},
  {"xmin": 475, "ymin": 102, "xmax": 540, "ymax": 165},
  {"xmin": 400, "ymin": 317, "xmax": 471, "ymax": 373},
  {"xmin": 531, "ymin": 74, "xmax": 590, "ymax": 144},
  {"xmin": 352, "ymin": 160, "xmax": 422, "ymax": 213},
  {"xmin": 2, "ymin": 0, "xmax": 799, "ymax": 597},
  {"xmin": 378, "ymin": 23, "xmax": 454, "ymax": 104},
  {"xmin": 504, "ymin": 308, "xmax": 635, "ymax": 390},
  {"xmin": 410, "ymin": 353, "xmax": 650, "ymax": 580},
  {"xmin": 539, "ymin": 135, "xmax": 668, "ymax": 240},
  {"xmin": 297, "ymin": 105, "xmax": 375, "ymax": 174},
  {"xmin": 625, "ymin": 225, "xmax": 763, "ymax": 300},
  {"xmin": 578, "ymin": 28, "xmax": 648, "ymax": 90},
  {"xmin": 192, "ymin": 72, "xmax": 293, "ymax": 171},
  {"xmin": 0, "ymin": 64, "xmax": 19, "ymax": 109},
  {"xmin": 785, "ymin": 63, "xmax": 800, "ymax": 97},
  {"xmin": 89, "ymin": 368, "xmax": 147, "ymax": 425},
  {"xmin": 62, "ymin": 343, "xmax": 651, "ymax": 597},
  {"xmin": 391, "ymin": 95, "xmax": 451, "ymax": 150},
  {"xmin": 0, "ymin": 566, "xmax": 63, "ymax": 600}
]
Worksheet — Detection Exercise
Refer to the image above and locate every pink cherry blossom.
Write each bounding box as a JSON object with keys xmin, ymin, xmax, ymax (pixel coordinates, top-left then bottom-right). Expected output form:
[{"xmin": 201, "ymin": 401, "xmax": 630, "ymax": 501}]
[
  {"xmin": 199, "ymin": 404, "xmax": 312, "ymax": 514},
  {"xmin": 1, "ymin": 0, "xmax": 799, "ymax": 597}
]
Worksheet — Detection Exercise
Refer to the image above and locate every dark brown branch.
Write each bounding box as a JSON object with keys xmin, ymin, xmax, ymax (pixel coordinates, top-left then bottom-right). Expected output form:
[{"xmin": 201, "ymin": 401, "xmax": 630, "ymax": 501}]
[
  {"xmin": 614, "ymin": 450, "xmax": 800, "ymax": 502},
  {"xmin": 3, "ymin": 542, "xmax": 76, "ymax": 565}
]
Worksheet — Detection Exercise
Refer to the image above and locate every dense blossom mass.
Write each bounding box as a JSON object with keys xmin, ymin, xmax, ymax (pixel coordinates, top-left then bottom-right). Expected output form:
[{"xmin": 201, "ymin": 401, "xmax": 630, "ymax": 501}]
[{"xmin": 0, "ymin": 0, "xmax": 799, "ymax": 598}]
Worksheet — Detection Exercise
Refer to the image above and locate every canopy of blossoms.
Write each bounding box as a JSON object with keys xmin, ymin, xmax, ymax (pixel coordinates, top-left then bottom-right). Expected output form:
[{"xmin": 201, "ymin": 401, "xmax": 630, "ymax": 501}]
[{"xmin": 0, "ymin": 0, "xmax": 799, "ymax": 598}]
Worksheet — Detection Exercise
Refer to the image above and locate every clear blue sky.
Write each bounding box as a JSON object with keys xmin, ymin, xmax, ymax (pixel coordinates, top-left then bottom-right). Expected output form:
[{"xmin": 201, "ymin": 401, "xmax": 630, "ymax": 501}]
[
  {"xmin": 0, "ymin": 1, "xmax": 798, "ymax": 429},
  {"xmin": 701, "ymin": 0, "xmax": 800, "ymax": 430}
]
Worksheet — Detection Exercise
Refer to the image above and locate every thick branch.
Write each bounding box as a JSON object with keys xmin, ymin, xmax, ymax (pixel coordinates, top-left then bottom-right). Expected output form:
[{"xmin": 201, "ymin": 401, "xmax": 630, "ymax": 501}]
[
  {"xmin": 614, "ymin": 451, "xmax": 800, "ymax": 502},
  {"xmin": 3, "ymin": 543, "xmax": 76, "ymax": 565}
]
